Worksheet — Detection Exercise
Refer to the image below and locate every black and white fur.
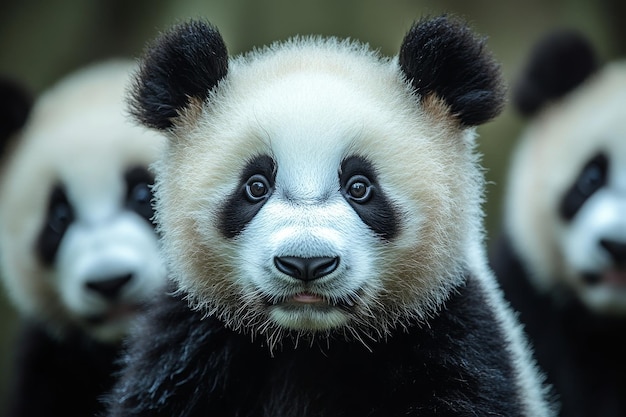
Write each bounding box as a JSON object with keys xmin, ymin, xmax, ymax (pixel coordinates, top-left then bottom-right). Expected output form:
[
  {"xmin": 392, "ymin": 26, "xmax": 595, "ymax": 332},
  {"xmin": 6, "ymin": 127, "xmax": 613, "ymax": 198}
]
[
  {"xmin": 0, "ymin": 61, "xmax": 167, "ymax": 417},
  {"xmin": 490, "ymin": 31, "xmax": 626, "ymax": 417},
  {"xmin": 105, "ymin": 17, "xmax": 554, "ymax": 416}
]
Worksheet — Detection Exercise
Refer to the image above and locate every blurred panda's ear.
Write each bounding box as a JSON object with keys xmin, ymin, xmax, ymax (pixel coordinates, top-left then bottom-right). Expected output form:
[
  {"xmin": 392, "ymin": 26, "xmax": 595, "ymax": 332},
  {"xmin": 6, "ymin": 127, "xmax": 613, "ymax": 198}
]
[
  {"xmin": 0, "ymin": 77, "xmax": 32, "ymax": 159},
  {"xmin": 399, "ymin": 15, "xmax": 505, "ymax": 127},
  {"xmin": 512, "ymin": 29, "xmax": 597, "ymax": 117},
  {"xmin": 129, "ymin": 20, "xmax": 229, "ymax": 131}
]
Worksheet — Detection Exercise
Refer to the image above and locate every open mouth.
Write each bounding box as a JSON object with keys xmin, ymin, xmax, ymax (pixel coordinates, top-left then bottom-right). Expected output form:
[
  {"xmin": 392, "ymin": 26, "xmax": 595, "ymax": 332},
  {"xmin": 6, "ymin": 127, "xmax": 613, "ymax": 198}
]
[
  {"xmin": 291, "ymin": 292, "xmax": 326, "ymax": 304},
  {"xmin": 264, "ymin": 291, "xmax": 360, "ymax": 310}
]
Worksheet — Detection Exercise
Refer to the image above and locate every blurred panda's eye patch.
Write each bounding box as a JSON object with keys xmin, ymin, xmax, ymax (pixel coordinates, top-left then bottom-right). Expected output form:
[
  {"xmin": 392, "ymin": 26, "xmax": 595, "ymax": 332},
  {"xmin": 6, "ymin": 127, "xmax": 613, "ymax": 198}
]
[
  {"xmin": 219, "ymin": 154, "xmax": 276, "ymax": 239},
  {"xmin": 36, "ymin": 184, "xmax": 74, "ymax": 265},
  {"xmin": 560, "ymin": 153, "xmax": 608, "ymax": 221},
  {"xmin": 340, "ymin": 156, "xmax": 398, "ymax": 240},
  {"xmin": 125, "ymin": 166, "xmax": 156, "ymax": 224}
]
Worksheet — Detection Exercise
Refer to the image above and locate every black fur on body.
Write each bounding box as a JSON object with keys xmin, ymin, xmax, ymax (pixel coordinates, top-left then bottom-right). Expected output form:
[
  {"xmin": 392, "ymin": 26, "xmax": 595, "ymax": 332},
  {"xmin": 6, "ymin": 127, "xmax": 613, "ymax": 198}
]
[
  {"xmin": 5, "ymin": 322, "xmax": 119, "ymax": 417},
  {"xmin": 491, "ymin": 235, "xmax": 626, "ymax": 417},
  {"xmin": 107, "ymin": 275, "xmax": 524, "ymax": 417}
]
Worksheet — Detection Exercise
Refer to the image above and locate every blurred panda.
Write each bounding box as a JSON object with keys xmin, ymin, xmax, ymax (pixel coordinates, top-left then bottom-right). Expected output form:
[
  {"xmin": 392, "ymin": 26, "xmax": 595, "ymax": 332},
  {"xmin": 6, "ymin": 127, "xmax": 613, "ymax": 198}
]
[
  {"xmin": 0, "ymin": 61, "xmax": 167, "ymax": 417},
  {"xmin": 490, "ymin": 31, "xmax": 626, "ymax": 417},
  {"xmin": 104, "ymin": 17, "xmax": 555, "ymax": 417}
]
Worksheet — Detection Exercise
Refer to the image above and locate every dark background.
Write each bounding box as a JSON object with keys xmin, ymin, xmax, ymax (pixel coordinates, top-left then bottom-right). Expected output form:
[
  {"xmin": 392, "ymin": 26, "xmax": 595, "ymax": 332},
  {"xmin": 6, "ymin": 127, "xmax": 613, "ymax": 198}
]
[{"xmin": 1, "ymin": 0, "xmax": 624, "ymax": 407}]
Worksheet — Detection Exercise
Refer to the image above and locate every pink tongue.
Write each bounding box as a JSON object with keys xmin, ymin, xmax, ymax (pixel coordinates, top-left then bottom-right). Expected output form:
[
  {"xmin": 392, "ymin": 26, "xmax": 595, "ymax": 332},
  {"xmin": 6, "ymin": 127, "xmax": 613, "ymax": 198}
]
[
  {"xmin": 603, "ymin": 270, "xmax": 626, "ymax": 285},
  {"xmin": 292, "ymin": 293, "xmax": 324, "ymax": 304}
]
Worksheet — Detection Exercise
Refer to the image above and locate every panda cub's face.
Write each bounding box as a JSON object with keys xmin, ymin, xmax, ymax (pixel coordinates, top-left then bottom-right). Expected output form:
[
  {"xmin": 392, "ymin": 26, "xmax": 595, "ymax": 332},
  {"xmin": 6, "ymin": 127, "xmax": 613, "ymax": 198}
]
[
  {"xmin": 151, "ymin": 36, "xmax": 493, "ymax": 346},
  {"xmin": 133, "ymin": 18, "xmax": 504, "ymax": 347},
  {"xmin": 507, "ymin": 62, "xmax": 626, "ymax": 314},
  {"xmin": 37, "ymin": 165, "xmax": 162, "ymax": 341},
  {"xmin": 0, "ymin": 61, "xmax": 167, "ymax": 342}
]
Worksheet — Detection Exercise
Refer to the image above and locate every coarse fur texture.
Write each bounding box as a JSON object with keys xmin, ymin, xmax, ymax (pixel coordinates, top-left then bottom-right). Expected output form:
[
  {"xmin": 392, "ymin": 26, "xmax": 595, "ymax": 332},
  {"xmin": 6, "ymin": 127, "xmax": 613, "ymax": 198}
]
[
  {"xmin": 106, "ymin": 16, "xmax": 554, "ymax": 416},
  {"xmin": 491, "ymin": 31, "xmax": 626, "ymax": 417},
  {"xmin": 399, "ymin": 16, "xmax": 505, "ymax": 126},
  {"xmin": 0, "ymin": 60, "xmax": 167, "ymax": 417}
]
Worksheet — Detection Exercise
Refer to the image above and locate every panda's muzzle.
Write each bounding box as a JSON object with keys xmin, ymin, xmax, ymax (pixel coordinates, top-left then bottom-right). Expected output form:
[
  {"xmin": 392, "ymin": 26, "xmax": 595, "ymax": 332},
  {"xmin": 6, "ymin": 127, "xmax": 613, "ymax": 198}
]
[{"xmin": 274, "ymin": 256, "xmax": 339, "ymax": 282}]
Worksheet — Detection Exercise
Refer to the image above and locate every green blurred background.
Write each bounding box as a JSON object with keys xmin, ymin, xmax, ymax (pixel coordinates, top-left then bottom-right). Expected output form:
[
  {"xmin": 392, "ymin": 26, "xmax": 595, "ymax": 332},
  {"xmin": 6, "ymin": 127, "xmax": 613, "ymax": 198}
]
[{"xmin": 0, "ymin": 0, "xmax": 624, "ymax": 407}]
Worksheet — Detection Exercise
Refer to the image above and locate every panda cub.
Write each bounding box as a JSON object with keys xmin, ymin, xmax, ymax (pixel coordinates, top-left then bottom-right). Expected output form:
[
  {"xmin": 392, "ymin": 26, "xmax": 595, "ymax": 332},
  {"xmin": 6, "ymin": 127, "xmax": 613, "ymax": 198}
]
[
  {"xmin": 105, "ymin": 16, "xmax": 554, "ymax": 416},
  {"xmin": 0, "ymin": 61, "xmax": 166, "ymax": 417},
  {"xmin": 490, "ymin": 31, "xmax": 626, "ymax": 416}
]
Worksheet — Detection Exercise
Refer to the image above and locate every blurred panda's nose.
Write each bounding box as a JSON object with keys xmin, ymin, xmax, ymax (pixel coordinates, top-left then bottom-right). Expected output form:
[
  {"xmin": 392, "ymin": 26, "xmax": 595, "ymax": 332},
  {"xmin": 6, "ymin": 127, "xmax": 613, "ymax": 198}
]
[
  {"xmin": 600, "ymin": 239, "xmax": 626, "ymax": 265},
  {"xmin": 274, "ymin": 256, "xmax": 339, "ymax": 281},
  {"xmin": 85, "ymin": 274, "xmax": 133, "ymax": 299}
]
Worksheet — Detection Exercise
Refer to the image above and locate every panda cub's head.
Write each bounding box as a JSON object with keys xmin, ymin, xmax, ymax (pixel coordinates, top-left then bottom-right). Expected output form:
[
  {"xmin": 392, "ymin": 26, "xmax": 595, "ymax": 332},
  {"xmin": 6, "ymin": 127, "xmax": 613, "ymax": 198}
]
[
  {"xmin": 506, "ymin": 31, "xmax": 626, "ymax": 314},
  {"xmin": 132, "ymin": 17, "xmax": 504, "ymax": 346},
  {"xmin": 0, "ymin": 61, "xmax": 167, "ymax": 342}
]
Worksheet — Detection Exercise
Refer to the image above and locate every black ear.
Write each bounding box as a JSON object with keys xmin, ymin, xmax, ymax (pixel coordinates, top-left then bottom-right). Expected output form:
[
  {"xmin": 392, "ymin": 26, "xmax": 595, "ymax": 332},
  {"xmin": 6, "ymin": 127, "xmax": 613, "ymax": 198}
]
[
  {"xmin": 399, "ymin": 16, "xmax": 505, "ymax": 127},
  {"xmin": 130, "ymin": 20, "xmax": 229, "ymax": 131},
  {"xmin": 513, "ymin": 29, "xmax": 597, "ymax": 117},
  {"xmin": 0, "ymin": 77, "xmax": 32, "ymax": 159}
]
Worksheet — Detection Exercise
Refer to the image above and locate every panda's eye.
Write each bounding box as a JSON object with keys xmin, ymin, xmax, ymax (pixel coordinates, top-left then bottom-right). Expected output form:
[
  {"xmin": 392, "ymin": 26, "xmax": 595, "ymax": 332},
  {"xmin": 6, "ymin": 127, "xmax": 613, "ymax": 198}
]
[
  {"xmin": 346, "ymin": 175, "xmax": 372, "ymax": 203},
  {"xmin": 125, "ymin": 167, "xmax": 155, "ymax": 223},
  {"xmin": 560, "ymin": 153, "xmax": 608, "ymax": 221},
  {"xmin": 128, "ymin": 182, "xmax": 151, "ymax": 205},
  {"xmin": 576, "ymin": 159, "xmax": 606, "ymax": 196},
  {"xmin": 49, "ymin": 199, "xmax": 73, "ymax": 234},
  {"xmin": 36, "ymin": 185, "xmax": 74, "ymax": 265},
  {"xmin": 245, "ymin": 174, "xmax": 270, "ymax": 202}
]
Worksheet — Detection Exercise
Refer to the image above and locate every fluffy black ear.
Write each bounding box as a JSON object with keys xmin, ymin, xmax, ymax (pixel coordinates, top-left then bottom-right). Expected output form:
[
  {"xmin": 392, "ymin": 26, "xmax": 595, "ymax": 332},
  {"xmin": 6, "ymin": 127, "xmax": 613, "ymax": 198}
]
[
  {"xmin": 513, "ymin": 30, "xmax": 597, "ymax": 117},
  {"xmin": 130, "ymin": 20, "xmax": 229, "ymax": 131},
  {"xmin": 0, "ymin": 77, "xmax": 32, "ymax": 159},
  {"xmin": 399, "ymin": 16, "xmax": 505, "ymax": 127}
]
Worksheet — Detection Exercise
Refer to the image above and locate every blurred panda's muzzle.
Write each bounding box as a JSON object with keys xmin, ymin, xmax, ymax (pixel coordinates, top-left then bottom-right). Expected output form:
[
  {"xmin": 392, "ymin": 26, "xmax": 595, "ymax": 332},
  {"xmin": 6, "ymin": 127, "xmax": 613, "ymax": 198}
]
[{"xmin": 583, "ymin": 239, "xmax": 626, "ymax": 286}]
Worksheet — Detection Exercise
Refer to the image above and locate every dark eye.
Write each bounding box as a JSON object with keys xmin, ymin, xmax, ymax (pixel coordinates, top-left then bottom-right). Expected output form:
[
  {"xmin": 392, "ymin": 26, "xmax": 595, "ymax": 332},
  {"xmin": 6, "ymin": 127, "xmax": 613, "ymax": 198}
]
[
  {"xmin": 245, "ymin": 174, "xmax": 270, "ymax": 202},
  {"xmin": 125, "ymin": 167, "xmax": 155, "ymax": 223},
  {"xmin": 49, "ymin": 198, "xmax": 73, "ymax": 234},
  {"xmin": 36, "ymin": 185, "xmax": 74, "ymax": 265},
  {"xmin": 559, "ymin": 153, "xmax": 608, "ymax": 221},
  {"xmin": 346, "ymin": 175, "xmax": 372, "ymax": 203},
  {"xmin": 129, "ymin": 182, "xmax": 151, "ymax": 206},
  {"xmin": 576, "ymin": 160, "xmax": 606, "ymax": 196}
]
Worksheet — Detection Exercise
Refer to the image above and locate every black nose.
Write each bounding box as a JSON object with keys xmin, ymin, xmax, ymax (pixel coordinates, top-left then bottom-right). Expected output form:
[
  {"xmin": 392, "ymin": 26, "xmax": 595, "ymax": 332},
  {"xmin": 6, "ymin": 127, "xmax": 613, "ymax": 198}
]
[
  {"xmin": 85, "ymin": 273, "xmax": 133, "ymax": 299},
  {"xmin": 274, "ymin": 256, "xmax": 339, "ymax": 281},
  {"xmin": 600, "ymin": 239, "xmax": 626, "ymax": 265}
]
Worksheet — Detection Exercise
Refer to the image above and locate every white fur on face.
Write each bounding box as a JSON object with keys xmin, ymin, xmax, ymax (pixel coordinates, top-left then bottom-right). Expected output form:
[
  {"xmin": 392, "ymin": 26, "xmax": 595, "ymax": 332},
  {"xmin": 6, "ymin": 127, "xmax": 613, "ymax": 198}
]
[
  {"xmin": 506, "ymin": 61, "xmax": 626, "ymax": 313},
  {"xmin": 237, "ymin": 169, "xmax": 382, "ymax": 332},
  {"xmin": 56, "ymin": 207, "xmax": 166, "ymax": 341},
  {"xmin": 156, "ymin": 37, "xmax": 484, "ymax": 346},
  {"xmin": 0, "ymin": 60, "xmax": 167, "ymax": 342}
]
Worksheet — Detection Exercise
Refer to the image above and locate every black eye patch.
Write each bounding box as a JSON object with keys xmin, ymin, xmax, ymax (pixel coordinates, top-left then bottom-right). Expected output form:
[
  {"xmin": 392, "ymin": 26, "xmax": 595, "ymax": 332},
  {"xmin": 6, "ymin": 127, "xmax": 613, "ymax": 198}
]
[
  {"xmin": 559, "ymin": 153, "xmax": 608, "ymax": 221},
  {"xmin": 125, "ymin": 166, "xmax": 156, "ymax": 226},
  {"xmin": 340, "ymin": 156, "xmax": 398, "ymax": 241},
  {"xmin": 218, "ymin": 154, "xmax": 276, "ymax": 239},
  {"xmin": 36, "ymin": 184, "xmax": 74, "ymax": 266}
]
